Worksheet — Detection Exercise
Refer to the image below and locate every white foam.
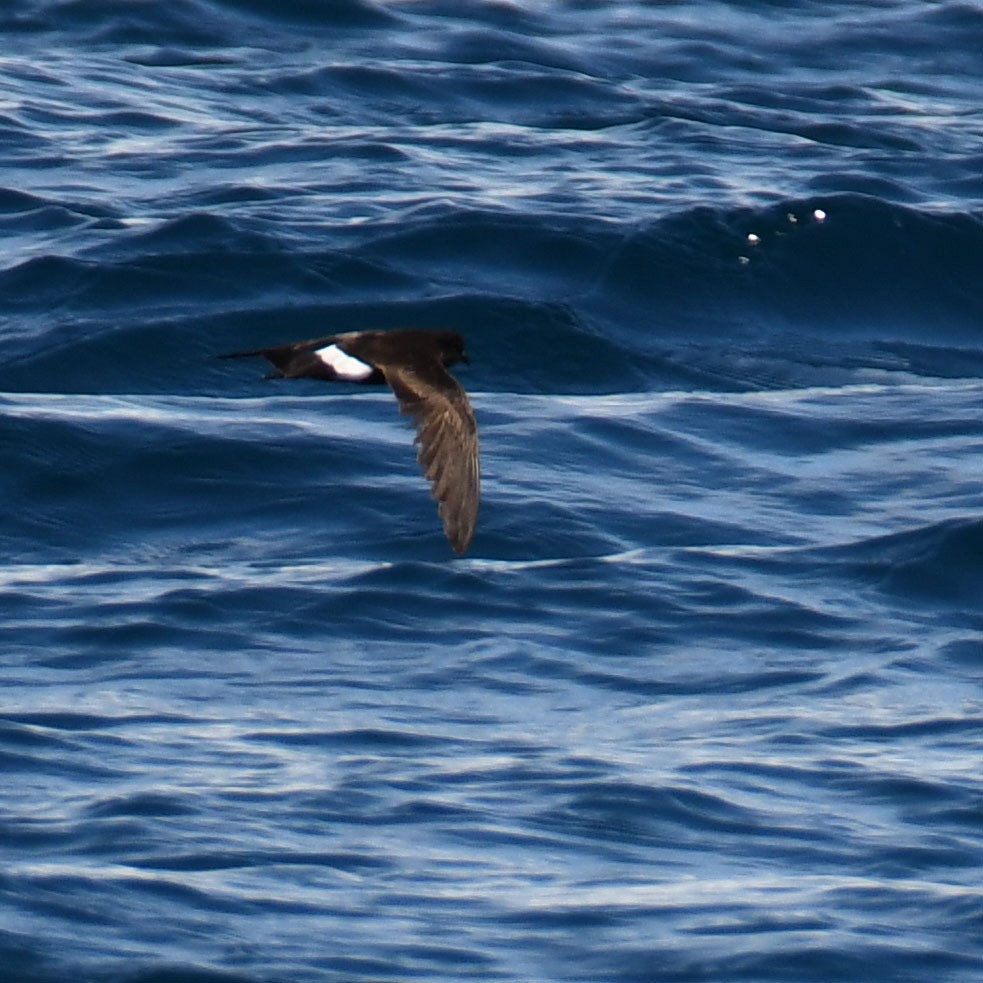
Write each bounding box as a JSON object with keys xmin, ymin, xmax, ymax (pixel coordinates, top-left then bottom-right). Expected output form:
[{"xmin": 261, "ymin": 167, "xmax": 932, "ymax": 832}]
[{"xmin": 314, "ymin": 344, "xmax": 374, "ymax": 381}]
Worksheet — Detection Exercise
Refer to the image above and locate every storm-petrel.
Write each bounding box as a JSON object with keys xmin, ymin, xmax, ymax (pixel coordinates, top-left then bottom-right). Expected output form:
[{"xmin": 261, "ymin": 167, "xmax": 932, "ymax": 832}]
[{"xmin": 221, "ymin": 329, "xmax": 479, "ymax": 554}]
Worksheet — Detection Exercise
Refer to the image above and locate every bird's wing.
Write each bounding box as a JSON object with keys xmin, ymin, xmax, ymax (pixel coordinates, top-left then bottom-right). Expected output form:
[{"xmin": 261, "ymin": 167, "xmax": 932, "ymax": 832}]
[{"xmin": 380, "ymin": 361, "xmax": 479, "ymax": 555}]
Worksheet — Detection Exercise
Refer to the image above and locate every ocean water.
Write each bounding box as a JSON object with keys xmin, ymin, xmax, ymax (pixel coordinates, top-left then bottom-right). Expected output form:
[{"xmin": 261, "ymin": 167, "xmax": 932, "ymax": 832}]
[{"xmin": 2, "ymin": 2, "xmax": 982, "ymax": 981}]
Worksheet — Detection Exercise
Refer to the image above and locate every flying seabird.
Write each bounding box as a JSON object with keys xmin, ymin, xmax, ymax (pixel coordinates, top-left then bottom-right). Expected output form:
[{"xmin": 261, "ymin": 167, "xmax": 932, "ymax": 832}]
[{"xmin": 221, "ymin": 329, "xmax": 479, "ymax": 554}]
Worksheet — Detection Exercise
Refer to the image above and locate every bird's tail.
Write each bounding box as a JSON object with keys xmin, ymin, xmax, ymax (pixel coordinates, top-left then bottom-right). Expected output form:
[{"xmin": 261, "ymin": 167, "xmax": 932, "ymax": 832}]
[
  {"xmin": 214, "ymin": 345, "xmax": 289, "ymax": 379},
  {"xmin": 215, "ymin": 346, "xmax": 272, "ymax": 360}
]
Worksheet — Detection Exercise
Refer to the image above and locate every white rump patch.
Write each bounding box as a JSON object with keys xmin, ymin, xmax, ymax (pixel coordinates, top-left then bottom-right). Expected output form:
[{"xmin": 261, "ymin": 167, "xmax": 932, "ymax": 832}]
[{"xmin": 314, "ymin": 344, "xmax": 374, "ymax": 381}]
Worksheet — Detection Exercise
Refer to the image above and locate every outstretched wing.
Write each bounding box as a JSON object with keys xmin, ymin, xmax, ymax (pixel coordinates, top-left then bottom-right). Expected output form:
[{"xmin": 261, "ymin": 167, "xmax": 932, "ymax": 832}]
[{"xmin": 381, "ymin": 362, "xmax": 479, "ymax": 555}]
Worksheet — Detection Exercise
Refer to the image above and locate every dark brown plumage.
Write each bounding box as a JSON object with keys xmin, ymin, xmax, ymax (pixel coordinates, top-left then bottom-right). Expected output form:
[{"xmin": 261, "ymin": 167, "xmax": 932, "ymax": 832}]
[{"xmin": 221, "ymin": 329, "xmax": 479, "ymax": 554}]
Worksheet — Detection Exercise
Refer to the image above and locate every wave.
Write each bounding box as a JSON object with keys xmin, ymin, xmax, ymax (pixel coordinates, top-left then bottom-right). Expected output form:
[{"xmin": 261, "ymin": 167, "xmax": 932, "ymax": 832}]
[
  {"xmin": 3, "ymin": 6, "xmax": 982, "ymax": 983},
  {"xmin": 847, "ymin": 517, "xmax": 983, "ymax": 607},
  {"xmin": 1, "ymin": 195, "xmax": 980, "ymax": 398},
  {"xmin": 2, "ymin": 0, "xmax": 395, "ymax": 40}
]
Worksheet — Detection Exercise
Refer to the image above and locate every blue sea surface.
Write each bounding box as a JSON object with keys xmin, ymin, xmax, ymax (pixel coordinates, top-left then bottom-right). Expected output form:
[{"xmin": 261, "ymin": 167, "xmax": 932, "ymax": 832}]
[{"xmin": 2, "ymin": 2, "xmax": 982, "ymax": 981}]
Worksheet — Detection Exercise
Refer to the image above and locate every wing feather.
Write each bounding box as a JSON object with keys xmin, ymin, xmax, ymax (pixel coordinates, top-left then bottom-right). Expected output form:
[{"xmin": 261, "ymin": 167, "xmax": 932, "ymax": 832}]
[{"xmin": 381, "ymin": 363, "xmax": 479, "ymax": 555}]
